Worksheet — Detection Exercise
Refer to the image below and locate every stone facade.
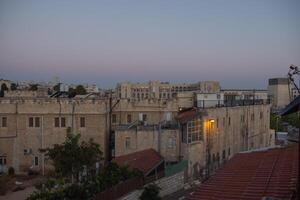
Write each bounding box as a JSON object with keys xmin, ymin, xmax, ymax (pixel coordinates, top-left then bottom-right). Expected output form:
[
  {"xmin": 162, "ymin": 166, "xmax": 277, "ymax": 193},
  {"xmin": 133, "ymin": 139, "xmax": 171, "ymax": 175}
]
[
  {"xmin": 0, "ymin": 98, "xmax": 108, "ymax": 173},
  {"xmin": 116, "ymin": 81, "xmax": 220, "ymax": 100}
]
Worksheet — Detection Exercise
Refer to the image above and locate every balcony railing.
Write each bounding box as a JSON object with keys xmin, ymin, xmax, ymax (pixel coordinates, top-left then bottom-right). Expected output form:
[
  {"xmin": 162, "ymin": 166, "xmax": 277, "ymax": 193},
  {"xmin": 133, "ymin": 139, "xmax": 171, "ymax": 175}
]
[{"xmin": 196, "ymin": 99, "xmax": 271, "ymax": 109}]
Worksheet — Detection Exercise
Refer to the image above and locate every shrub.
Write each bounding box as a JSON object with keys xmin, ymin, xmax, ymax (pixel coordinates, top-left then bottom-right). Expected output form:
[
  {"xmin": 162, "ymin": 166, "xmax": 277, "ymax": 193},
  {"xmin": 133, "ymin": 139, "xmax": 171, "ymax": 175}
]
[
  {"xmin": 8, "ymin": 167, "xmax": 15, "ymax": 176},
  {"xmin": 139, "ymin": 184, "xmax": 161, "ymax": 200}
]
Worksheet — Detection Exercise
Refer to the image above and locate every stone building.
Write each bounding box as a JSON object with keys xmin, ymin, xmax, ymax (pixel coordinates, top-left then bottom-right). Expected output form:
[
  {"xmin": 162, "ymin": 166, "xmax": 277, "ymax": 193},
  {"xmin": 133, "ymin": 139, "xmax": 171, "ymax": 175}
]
[
  {"xmin": 116, "ymin": 81, "xmax": 220, "ymax": 100},
  {"xmin": 0, "ymin": 98, "xmax": 108, "ymax": 174},
  {"xmin": 0, "ymin": 85, "xmax": 274, "ymax": 179},
  {"xmin": 114, "ymin": 100, "xmax": 274, "ymax": 180}
]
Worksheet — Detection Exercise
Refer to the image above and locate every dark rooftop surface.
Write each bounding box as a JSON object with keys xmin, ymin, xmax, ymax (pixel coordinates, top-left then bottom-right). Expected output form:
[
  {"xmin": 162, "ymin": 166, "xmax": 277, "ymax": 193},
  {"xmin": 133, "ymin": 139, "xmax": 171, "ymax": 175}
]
[
  {"xmin": 113, "ymin": 149, "xmax": 163, "ymax": 174},
  {"xmin": 189, "ymin": 144, "xmax": 299, "ymax": 200}
]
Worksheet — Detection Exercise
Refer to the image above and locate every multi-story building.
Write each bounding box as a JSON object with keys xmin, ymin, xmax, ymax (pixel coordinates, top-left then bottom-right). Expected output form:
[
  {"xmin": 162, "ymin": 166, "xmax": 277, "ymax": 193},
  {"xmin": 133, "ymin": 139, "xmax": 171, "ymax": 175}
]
[
  {"xmin": 114, "ymin": 98, "xmax": 274, "ymax": 180},
  {"xmin": 116, "ymin": 81, "xmax": 220, "ymax": 100},
  {"xmin": 0, "ymin": 81, "xmax": 274, "ymax": 181}
]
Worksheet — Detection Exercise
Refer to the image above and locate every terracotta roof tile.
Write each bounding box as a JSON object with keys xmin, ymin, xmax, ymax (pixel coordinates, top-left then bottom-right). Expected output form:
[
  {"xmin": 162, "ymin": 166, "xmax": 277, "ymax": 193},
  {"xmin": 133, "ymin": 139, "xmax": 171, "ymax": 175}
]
[
  {"xmin": 113, "ymin": 149, "xmax": 163, "ymax": 174},
  {"xmin": 189, "ymin": 144, "xmax": 299, "ymax": 200}
]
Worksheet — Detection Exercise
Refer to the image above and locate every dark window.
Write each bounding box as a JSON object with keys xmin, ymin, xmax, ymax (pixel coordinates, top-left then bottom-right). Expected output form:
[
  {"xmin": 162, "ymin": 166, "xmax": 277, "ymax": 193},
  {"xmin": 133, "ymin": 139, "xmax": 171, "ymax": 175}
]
[
  {"xmin": 142, "ymin": 114, "xmax": 147, "ymax": 121},
  {"xmin": 29, "ymin": 117, "xmax": 34, "ymax": 127},
  {"xmin": 80, "ymin": 117, "xmax": 85, "ymax": 128},
  {"xmin": 251, "ymin": 113, "xmax": 254, "ymax": 121},
  {"xmin": 35, "ymin": 117, "xmax": 40, "ymax": 127},
  {"xmin": 54, "ymin": 117, "xmax": 60, "ymax": 127},
  {"xmin": 112, "ymin": 114, "xmax": 117, "ymax": 123},
  {"xmin": 34, "ymin": 156, "xmax": 39, "ymax": 166},
  {"xmin": 216, "ymin": 118, "xmax": 219, "ymax": 128},
  {"xmin": 125, "ymin": 137, "xmax": 130, "ymax": 149},
  {"xmin": 2, "ymin": 117, "xmax": 7, "ymax": 127},
  {"xmin": 228, "ymin": 117, "xmax": 231, "ymax": 126},
  {"xmin": 222, "ymin": 150, "xmax": 226, "ymax": 160},
  {"xmin": 61, "ymin": 117, "xmax": 66, "ymax": 127},
  {"xmin": 127, "ymin": 114, "xmax": 132, "ymax": 123},
  {"xmin": 228, "ymin": 148, "xmax": 231, "ymax": 156}
]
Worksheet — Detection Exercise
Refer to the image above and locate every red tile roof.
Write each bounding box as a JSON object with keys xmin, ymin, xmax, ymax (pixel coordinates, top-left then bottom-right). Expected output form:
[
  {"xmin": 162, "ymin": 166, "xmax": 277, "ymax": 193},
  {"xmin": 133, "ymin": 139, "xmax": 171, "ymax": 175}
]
[
  {"xmin": 113, "ymin": 149, "xmax": 163, "ymax": 174},
  {"xmin": 189, "ymin": 144, "xmax": 299, "ymax": 200}
]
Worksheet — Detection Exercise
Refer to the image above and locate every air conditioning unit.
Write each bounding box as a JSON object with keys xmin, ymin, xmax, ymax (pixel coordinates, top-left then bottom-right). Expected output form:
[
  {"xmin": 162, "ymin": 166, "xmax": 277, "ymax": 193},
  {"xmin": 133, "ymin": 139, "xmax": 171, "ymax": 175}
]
[{"xmin": 24, "ymin": 149, "xmax": 32, "ymax": 155}]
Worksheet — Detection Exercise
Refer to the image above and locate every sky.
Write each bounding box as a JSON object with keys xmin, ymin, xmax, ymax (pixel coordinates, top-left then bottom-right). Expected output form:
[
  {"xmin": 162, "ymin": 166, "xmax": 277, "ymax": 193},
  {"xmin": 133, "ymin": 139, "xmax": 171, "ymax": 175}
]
[{"xmin": 0, "ymin": 0, "xmax": 300, "ymax": 89}]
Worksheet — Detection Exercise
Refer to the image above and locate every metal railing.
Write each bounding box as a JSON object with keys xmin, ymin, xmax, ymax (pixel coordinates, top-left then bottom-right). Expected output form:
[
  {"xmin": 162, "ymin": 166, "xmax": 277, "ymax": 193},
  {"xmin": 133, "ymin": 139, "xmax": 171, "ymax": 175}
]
[{"xmin": 196, "ymin": 99, "xmax": 271, "ymax": 109}]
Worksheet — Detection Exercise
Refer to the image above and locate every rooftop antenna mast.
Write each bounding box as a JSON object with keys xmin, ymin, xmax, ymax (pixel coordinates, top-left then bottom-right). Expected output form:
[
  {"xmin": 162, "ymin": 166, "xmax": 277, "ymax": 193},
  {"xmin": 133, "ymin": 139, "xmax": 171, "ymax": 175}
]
[{"xmin": 288, "ymin": 64, "xmax": 300, "ymax": 93}]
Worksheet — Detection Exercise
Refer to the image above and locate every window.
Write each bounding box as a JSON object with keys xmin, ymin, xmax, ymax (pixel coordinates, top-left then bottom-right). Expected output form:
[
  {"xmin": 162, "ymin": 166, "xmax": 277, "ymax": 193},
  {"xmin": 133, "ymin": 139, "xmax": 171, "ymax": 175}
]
[
  {"xmin": 0, "ymin": 157, "xmax": 6, "ymax": 165},
  {"xmin": 35, "ymin": 117, "xmax": 40, "ymax": 127},
  {"xmin": 125, "ymin": 137, "xmax": 130, "ymax": 149},
  {"xmin": 54, "ymin": 117, "xmax": 60, "ymax": 127},
  {"xmin": 168, "ymin": 137, "xmax": 174, "ymax": 148},
  {"xmin": 223, "ymin": 117, "xmax": 225, "ymax": 127},
  {"xmin": 216, "ymin": 118, "xmax": 219, "ymax": 128},
  {"xmin": 260, "ymin": 112, "xmax": 263, "ymax": 119},
  {"xmin": 127, "ymin": 114, "xmax": 132, "ymax": 123},
  {"xmin": 187, "ymin": 118, "xmax": 203, "ymax": 143},
  {"xmin": 61, "ymin": 117, "xmax": 66, "ymax": 127},
  {"xmin": 29, "ymin": 117, "xmax": 34, "ymax": 127},
  {"xmin": 251, "ymin": 113, "xmax": 254, "ymax": 121},
  {"xmin": 228, "ymin": 148, "xmax": 231, "ymax": 156},
  {"xmin": 112, "ymin": 114, "xmax": 116, "ymax": 123},
  {"xmin": 34, "ymin": 156, "xmax": 39, "ymax": 166},
  {"xmin": 222, "ymin": 150, "xmax": 226, "ymax": 160},
  {"xmin": 228, "ymin": 117, "xmax": 231, "ymax": 126},
  {"xmin": 80, "ymin": 117, "xmax": 85, "ymax": 128},
  {"xmin": 1, "ymin": 117, "xmax": 7, "ymax": 127},
  {"xmin": 142, "ymin": 114, "xmax": 147, "ymax": 121}
]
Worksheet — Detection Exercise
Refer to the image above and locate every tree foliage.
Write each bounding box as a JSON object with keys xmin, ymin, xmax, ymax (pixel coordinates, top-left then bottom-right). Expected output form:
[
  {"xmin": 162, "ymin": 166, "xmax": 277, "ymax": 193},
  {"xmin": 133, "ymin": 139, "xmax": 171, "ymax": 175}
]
[
  {"xmin": 10, "ymin": 83, "xmax": 17, "ymax": 91},
  {"xmin": 29, "ymin": 84, "xmax": 39, "ymax": 91},
  {"xmin": 139, "ymin": 184, "xmax": 161, "ymax": 200},
  {"xmin": 27, "ymin": 131, "xmax": 141, "ymax": 200},
  {"xmin": 270, "ymin": 112, "xmax": 299, "ymax": 131},
  {"xmin": 75, "ymin": 85, "xmax": 87, "ymax": 95},
  {"xmin": 41, "ymin": 132, "xmax": 102, "ymax": 182}
]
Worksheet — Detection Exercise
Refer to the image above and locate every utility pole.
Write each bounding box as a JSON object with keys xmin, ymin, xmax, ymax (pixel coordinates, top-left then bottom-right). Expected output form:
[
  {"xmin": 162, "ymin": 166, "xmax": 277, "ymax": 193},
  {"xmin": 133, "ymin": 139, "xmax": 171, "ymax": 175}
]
[{"xmin": 108, "ymin": 90, "xmax": 120, "ymax": 161}]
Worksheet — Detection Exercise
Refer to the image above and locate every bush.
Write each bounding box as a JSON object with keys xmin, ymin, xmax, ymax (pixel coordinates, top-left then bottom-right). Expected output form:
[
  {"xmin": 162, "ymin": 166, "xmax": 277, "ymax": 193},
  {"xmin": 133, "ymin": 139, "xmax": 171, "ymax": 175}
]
[
  {"xmin": 8, "ymin": 167, "xmax": 15, "ymax": 176},
  {"xmin": 139, "ymin": 184, "xmax": 161, "ymax": 200}
]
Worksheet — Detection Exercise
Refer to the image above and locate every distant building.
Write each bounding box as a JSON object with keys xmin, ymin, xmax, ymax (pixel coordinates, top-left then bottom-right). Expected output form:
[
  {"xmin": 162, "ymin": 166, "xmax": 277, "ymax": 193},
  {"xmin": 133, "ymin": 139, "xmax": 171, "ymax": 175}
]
[
  {"xmin": 116, "ymin": 81, "xmax": 220, "ymax": 100},
  {"xmin": 268, "ymin": 78, "xmax": 293, "ymax": 109}
]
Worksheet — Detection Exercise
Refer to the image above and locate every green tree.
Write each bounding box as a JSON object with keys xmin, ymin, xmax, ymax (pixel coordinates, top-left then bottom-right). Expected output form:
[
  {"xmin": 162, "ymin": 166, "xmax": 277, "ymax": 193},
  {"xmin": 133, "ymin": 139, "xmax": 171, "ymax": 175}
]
[
  {"xmin": 10, "ymin": 83, "xmax": 17, "ymax": 91},
  {"xmin": 40, "ymin": 131, "xmax": 102, "ymax": 183},
  {"xmin": 139, "ymin": 184, "xmax": 161, "ymax": 200},
  {"xmin": 68, "ymin": 87, "xmax": 77, "ymax": 98},
  {"xmin": 1, "ymin": 83, "xmax": 8, "ymax": 91},
  {"xmin": 29, "ymin": 84, "xmax": 38, "ymax": 91},
  {"xmin": 53, "ymin": 84, "xmax": 60, "ymax": 92},
  {"xmin": 75, "ymin": 85, "xmax": 87, "ymax": 95}
]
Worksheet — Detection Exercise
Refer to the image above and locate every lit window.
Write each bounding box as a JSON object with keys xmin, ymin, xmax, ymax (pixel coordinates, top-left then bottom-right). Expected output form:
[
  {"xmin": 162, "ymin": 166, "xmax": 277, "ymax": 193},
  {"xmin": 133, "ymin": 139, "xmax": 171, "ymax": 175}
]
[{"xmin": 187, "ymin": 118, "xmax": 203, "ymax": 143}]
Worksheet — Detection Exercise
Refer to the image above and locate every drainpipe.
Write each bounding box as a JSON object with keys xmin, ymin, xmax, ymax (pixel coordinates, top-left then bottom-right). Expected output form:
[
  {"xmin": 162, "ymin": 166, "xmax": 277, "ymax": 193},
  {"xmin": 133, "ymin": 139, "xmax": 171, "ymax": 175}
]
[{"xmin": 41, "ymin": 115, "xmax": 45, "ymax": 176}]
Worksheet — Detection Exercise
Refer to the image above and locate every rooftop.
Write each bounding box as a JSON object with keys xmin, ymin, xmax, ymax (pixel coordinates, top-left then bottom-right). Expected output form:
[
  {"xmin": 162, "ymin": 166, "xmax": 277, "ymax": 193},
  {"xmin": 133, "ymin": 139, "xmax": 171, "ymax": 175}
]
[
  {"xmin": 189, "ymin": 144, "xmax": 299, "ymax": 200},
  {"xmin": 113, "ymin": 149, "xmax": 164, "ymax": 175}
]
